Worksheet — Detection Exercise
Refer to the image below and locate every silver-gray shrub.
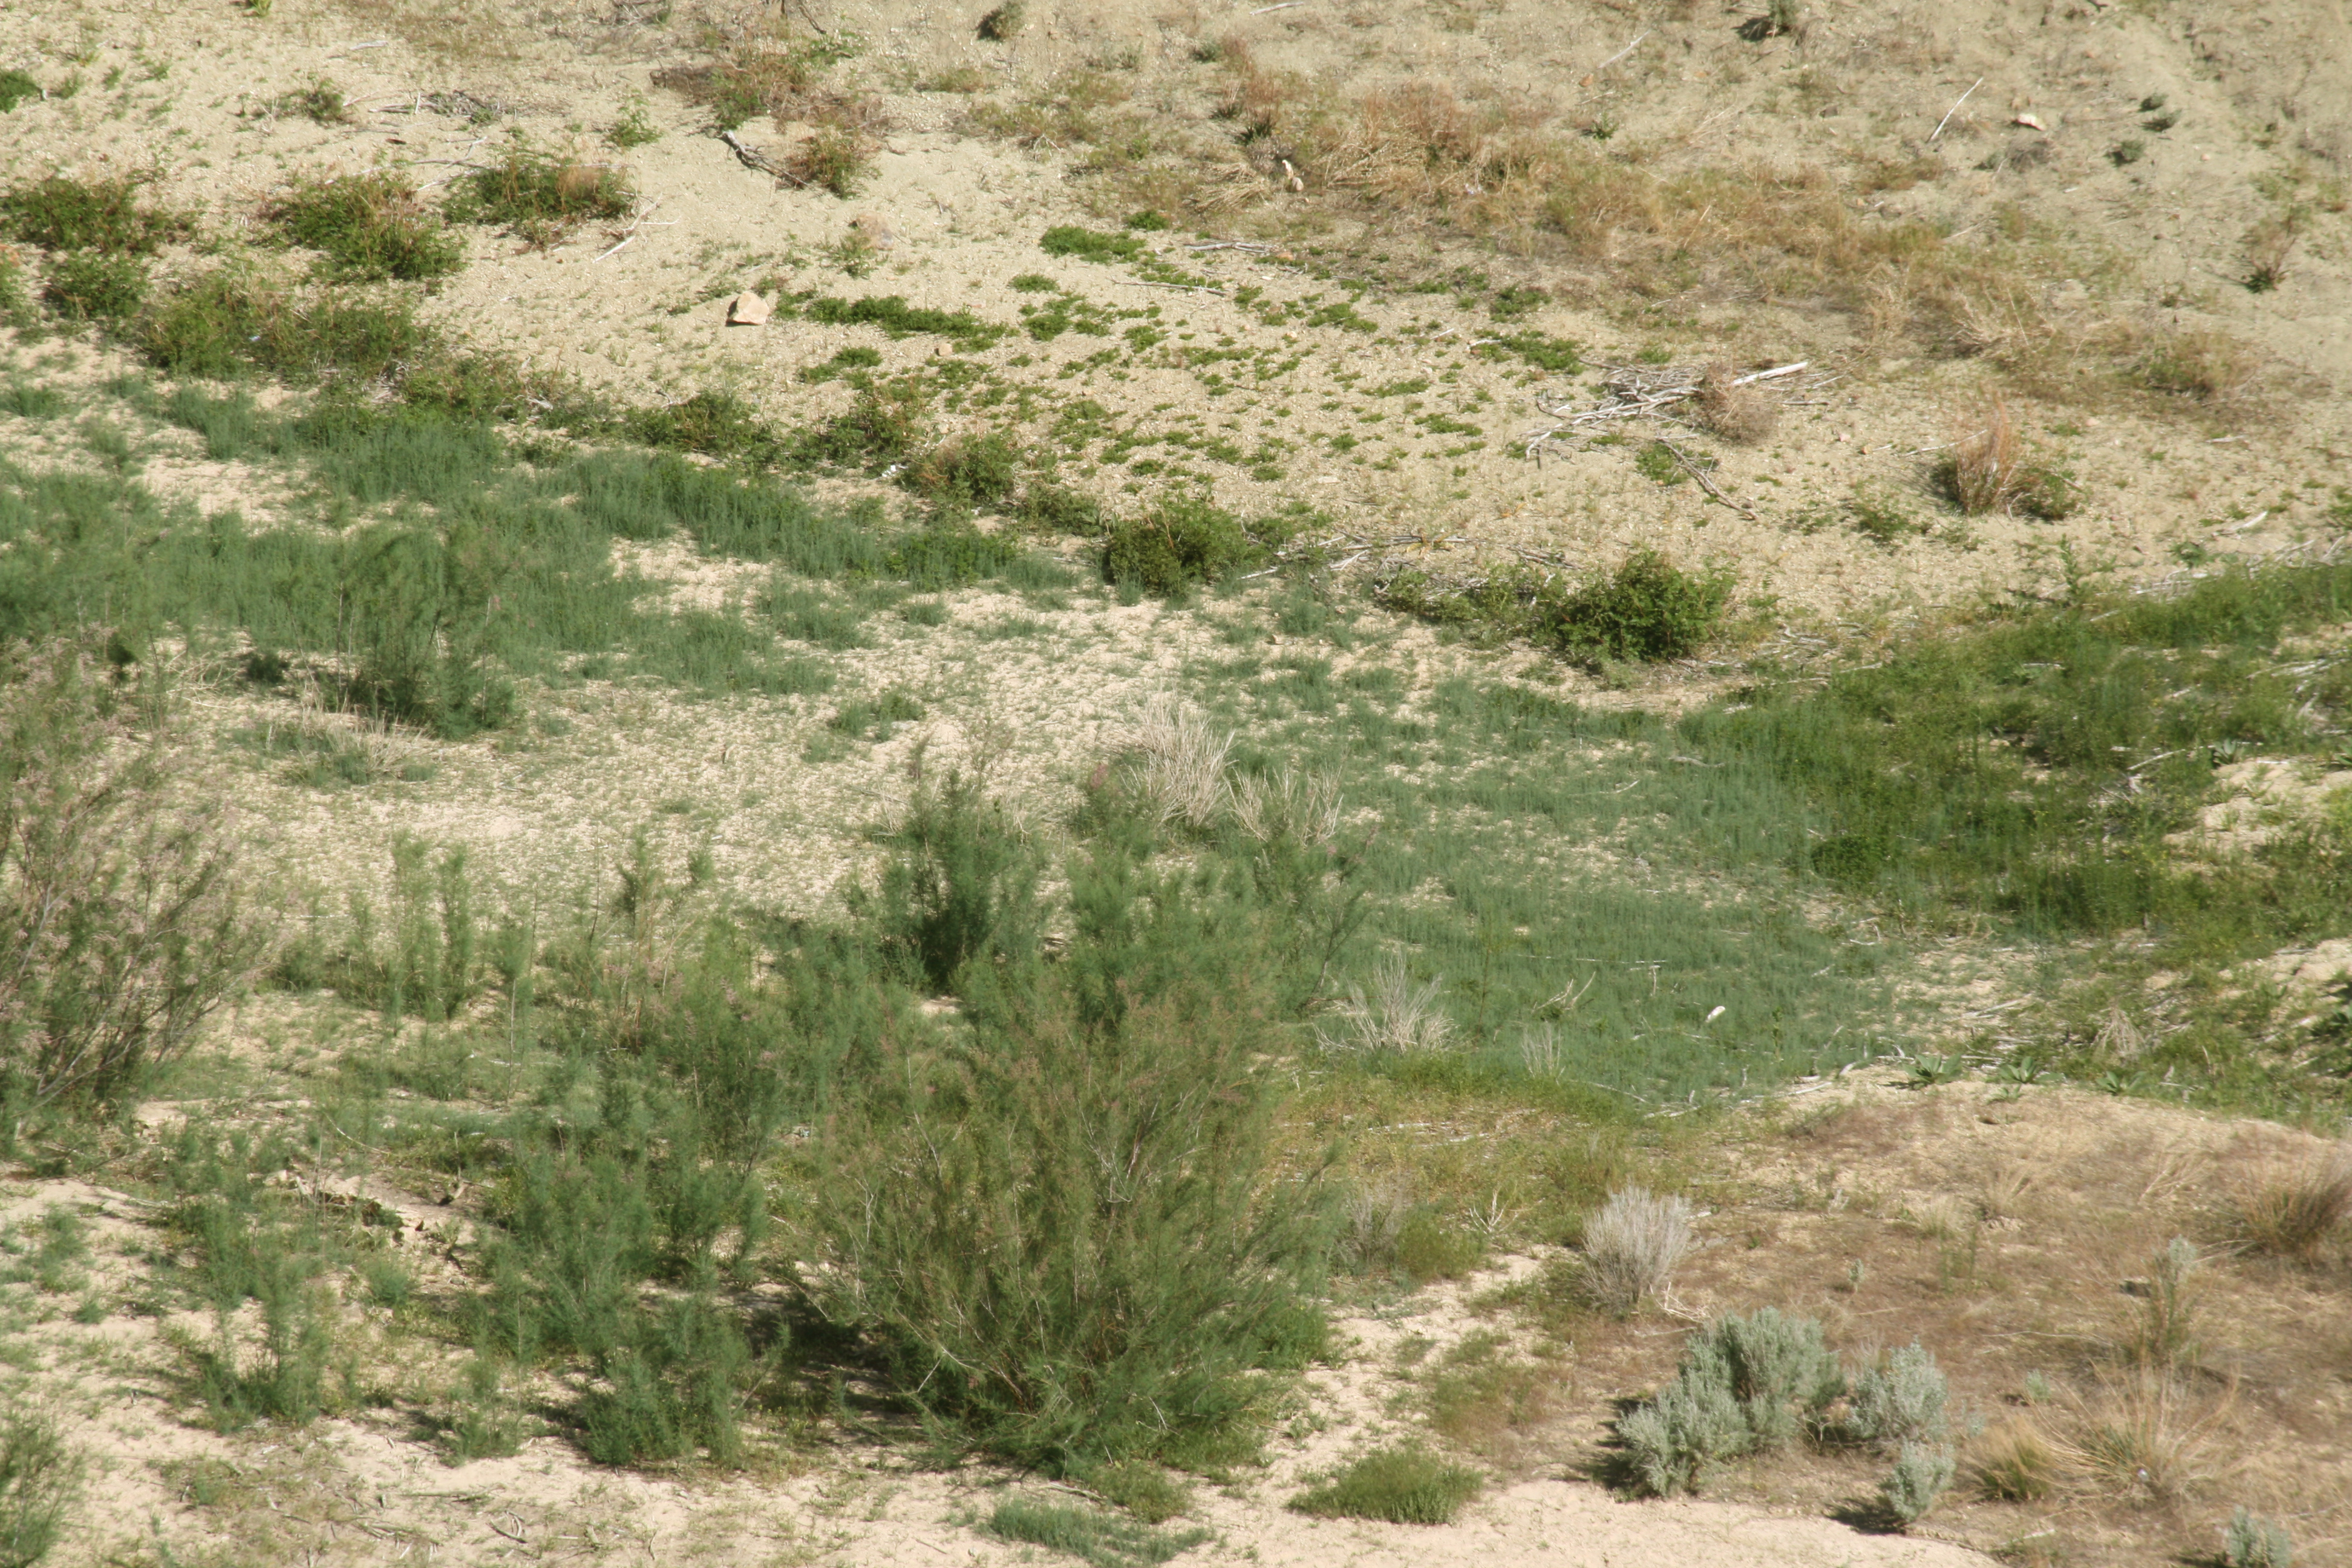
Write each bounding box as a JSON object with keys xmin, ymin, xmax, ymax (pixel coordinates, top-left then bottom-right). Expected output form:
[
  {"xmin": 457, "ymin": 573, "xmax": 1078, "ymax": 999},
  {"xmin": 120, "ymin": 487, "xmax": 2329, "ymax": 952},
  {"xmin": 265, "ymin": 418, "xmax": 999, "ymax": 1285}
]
[
  {"xmin": 1877, "ymin": 1443, "xmax": 1955, "ymax": 1528},
  {"xmin": 1618, "ymin": 1308, "xmax": 1843, "ymax": 1495},
  {"xmin": 2225, "ymin": 1508, "xmax": 2295, "ymax": 1568},
  {"xmin": 1844, "ymin": 1341, "xmax": 1950, "ymax": 1450}
]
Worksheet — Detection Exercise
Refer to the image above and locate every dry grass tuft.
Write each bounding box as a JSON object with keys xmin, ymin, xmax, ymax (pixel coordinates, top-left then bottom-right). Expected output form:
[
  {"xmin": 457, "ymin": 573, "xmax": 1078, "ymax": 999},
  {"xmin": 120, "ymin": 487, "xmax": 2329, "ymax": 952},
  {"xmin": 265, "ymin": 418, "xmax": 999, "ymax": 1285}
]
[
  {"xmin": 1119, "ymin": 701, "xmax": 1233, "ymax": 831},
  {"xmin": 2050, "ymin": 1368, "xmax": 2227, "ymax": 1503},
  {"xmin": 1231, "ymin": 767, "xmax": 1343, "ymax": 847},
  {"xmin": 2134, "ymin": 328, "xmax": 2259, "ymax": 400},
  {"xmin": 1320, "ymin": 952, "xmax": 1454, "ymax": 1056},
  {"xmin": 2228, "ymin": 1142, "xmax": 2352, "ymax": 1261},
  {"xmin": 1949, "ymin": 398, "xmax": 2021, "ymax": 515},
  {"xmin": 1970, "ymin": 1414, "xmax": 2059, "ymax": 1501},
  {"xmin": 1691, "ymin": 364, "xmax": 1779, "ymax": 445},
  {"xmin": 1579, "ymin": 1186, "xmax": 1696, "ymax": 1316}
]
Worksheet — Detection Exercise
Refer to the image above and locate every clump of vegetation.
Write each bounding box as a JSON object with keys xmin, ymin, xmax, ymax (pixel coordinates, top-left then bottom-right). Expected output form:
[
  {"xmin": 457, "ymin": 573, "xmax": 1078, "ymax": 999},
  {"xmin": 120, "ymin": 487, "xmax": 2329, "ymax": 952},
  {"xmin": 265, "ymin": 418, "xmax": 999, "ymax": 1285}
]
[
  {"xmin": 2134, "ymin": 328, "xmax": 2258, "ymax": 399},
  {"xmin": 1375, "ymin": 549, "xmax": 1733, "ymax": 665},
  {"xmin": 0, "ymin": 646, "xmax": 268, "ymax": 1134},
  {"xmin": 653, "ymin": 34, "xmax": 864, "ymax": 132},
  {"xmin": 2224, "ymin": 1507, "xmax": 2295, "ymax": 1568},
  {"xmin": 1970, "ymin": 1416, "xmax": 2057, "ymax": 1502},
  {"xmin": 984, "ymin": 1498, "xmax": 1208, "ymax": 1567},
  {"xmin": 804, "ymin": 293, "xmax": 1006, "ymax": 347},
  {"xmin": 39, "ymin": 250, "xmax": 146, "ymax": 321},
  {"xmin": 445, "ymin": 143, "xmax": 635, "ymax": 245},
  {"xmin": 1691, "ymin": 364, "xmax": 1777, "ymax": 444},
  {"xmin": 264, "ymin": 172, "xmax": 465, "ymax": 281},
  {"xmin": 1844, "ymin": 1342, "xmax": 1949, "ymax": 1448},
  {"xmin": 909, "ymin": 432, "xmax": 1022, "ymax": 508},
  {"xmin": 1617, "ymin": 1309, "xmax": 1844, "ymax": 1495},
  {"xmin": 605, "ymin": 96, "xmax": 661, "ymax": 149},
  {"xmin": 137, "ymin": 269, "xmax": 433, "ymax": 384},
  {"xmin": 1289, "ymin": 1446, "xmax": 1483, "ymax": 1524},
  {"xmin": 1579, "ymin": 1187, "xmax": 1695, "ymax": 1315},
  {"xmin": 786, "ymin": 127, "xmax": 875, "ymax": 198},
  {"xmin": 0, "ymin": 1413, "xmax": 80, "ymax": 1568},
  {"xmin": 275, "ymin": 79, "xmax": 350, "ymax": 124},
  {"xmin": 1877, "ymin": 1442, "xmax": 1955, "ymax": 1529},
  {"xmin": 1041, "ymin": 225, "xmax": 1144, "ymax": 262},
  {"xmin": 1103, "ymin": 495, "xmax": 1259, "ymax": 594},
  {"xmin": 808, "ymin": 792, "xmax": 1331, "ymax": 1471},
  {"xmin": 0, "ymin": 172, "xmax": 191, "ymax": 254},
  {"xmin": 2229, "ymin": 1144, "xmax": 2351, "ymax": 1261},
  {"xmin": 1939, "ymin": 399, "xmax": 2076, "ymax": 517}
]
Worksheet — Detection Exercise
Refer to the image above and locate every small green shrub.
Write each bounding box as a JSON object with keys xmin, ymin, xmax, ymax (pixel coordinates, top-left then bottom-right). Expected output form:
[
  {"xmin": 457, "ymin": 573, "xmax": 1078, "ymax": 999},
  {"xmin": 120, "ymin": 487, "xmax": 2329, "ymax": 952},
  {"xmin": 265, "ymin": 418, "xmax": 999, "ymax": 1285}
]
[
  {"xmin": 0, "ymin": 71, "xmax": 41, "ymax": 114},
  {"xmin": 39, "ymin": 251, "xmax": 146, "ymax": 320},
  {"xmin": 605, "ymin": 98, "xmax": 661, "ymax": 149},
  {"xmin": 1534, "ymin": 548, "xmax": 1734, "ymax": 664},
  {"xmin": 442, "ymin": 1354, "xmax": 526, "ymax": 1463},
  {"xmin": 1289, "ymin": 1446, "xmax": 1482, "ymax": 1524},
  {"xmin": 265, "ymin": 172, "xmax": 465, "ymax": 281},
  {"xmin": 1618, "ymin": 1308, "xmax": 1842, "ymax": 1495},
  {"xmin": 1844, "ymin": 1341, "xmax": 1949, "ymax": 1450},
  {"xmin": 889, "ymin": 523, "xmax": 1025, "ymax": 587},
  {"xmin": 0, "ymin": 173, "xmax": 190, "ymax": 253},
  {"xmin": 1103, "ymin": 495, "xmax": 1258, "ymax": 594},
  {"xmin": 1633, "ymin": 441, "xmax": 1685, "ymax": 486},
  {"xmin": 1041, "ymin": 225, "xmax": 1143, "ymax": 262},
  {"xmin": 1877, "ymin": 1443, "xmax": 1954, "ymax": 1528},
  {"xmin": 803, "ymin": 293, "xmax": 1005, "ymax": 347},
  {"xmin": 2224, "ymin": 1506, "xmax": 2295, "ymax": 1568},
  {"xmin": 828, "ymin": 688, "xmax": 926, "ymax": 740},
  {"xmin": 0, "ymin": 1414, "xmax": 79, "ymax": 1568},
  {"xmin": 909, "ymin": 431, "xmax": 1021, "ymax": 507},
  {"xmin": 1393, "ymin": 1211, "xmax": 1484, "ymax": 1284},
  {"xmin": 0, "ymin": 647, "xmax": 266, "ymax": 1127},
  {"xmin": 797, "ymin": 381, "xmax": 932, "ymax": 467},
  {"xmin": 445, "ymin": 145, "xmax": 635, "ymax": 244},
  {"xmin": 621, "ymin": 390, "xmax": 777, "ymax": 462},
  {"xmin": 788, "ymin": 128, "xmax": 874, "ymax": 198},
  {"xmin": 275, "ymin": 80, "xmax": 349, "ymax": 123}
]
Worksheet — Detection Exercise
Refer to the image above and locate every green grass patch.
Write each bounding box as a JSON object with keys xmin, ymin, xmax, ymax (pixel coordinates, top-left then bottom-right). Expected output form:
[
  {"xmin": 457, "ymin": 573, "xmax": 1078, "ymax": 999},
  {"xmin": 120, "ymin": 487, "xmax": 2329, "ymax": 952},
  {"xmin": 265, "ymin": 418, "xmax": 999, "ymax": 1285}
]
[
  {"xmin": 41, "ymin": 250, "xmax": 148, "ymax": 320},
  {"xmin": 445, "ymin": 143, "xmax": 635, "ymax": 244},
  {"xmin": 804, "ymin": 294, "xmax": 1007, "ymax": 348},
  {"xmin": 0, "ymin": 172, "xmax": 191, "ymax": 253},
  {"xmin": 1040, "ymin": 225, "xmax": 1143, "ymax": 261},
  {"xmin": 0, "ymin": 70, "xmax": 42, "ymax": 113},
  {"xmin": 984, "ymin": 1498, "xmax": 1209, "ymax": 1567},
  {"xmin": 265, "ymin": 172, "xmax": 466, "ymax": 281},
  {"xmin": 1289, "ymin": 1446, "xmax": 1482, "ymax": 1524}
]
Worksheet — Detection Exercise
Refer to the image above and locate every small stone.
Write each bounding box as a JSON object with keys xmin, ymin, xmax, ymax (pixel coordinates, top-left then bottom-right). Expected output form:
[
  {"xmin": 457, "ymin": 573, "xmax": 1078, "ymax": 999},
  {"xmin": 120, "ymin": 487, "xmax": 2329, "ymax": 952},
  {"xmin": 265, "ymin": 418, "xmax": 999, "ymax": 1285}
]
[
  {"xmin": 849, "ymin": 212, "xmax": 898, "ymax": 251},
  {"xmin": 727, "ymin": 291, "xmax": 772, "ymax": 326},
  {"xmin": 2013, "ymin": 112, "xmax": 2048, "ymax": 131}
]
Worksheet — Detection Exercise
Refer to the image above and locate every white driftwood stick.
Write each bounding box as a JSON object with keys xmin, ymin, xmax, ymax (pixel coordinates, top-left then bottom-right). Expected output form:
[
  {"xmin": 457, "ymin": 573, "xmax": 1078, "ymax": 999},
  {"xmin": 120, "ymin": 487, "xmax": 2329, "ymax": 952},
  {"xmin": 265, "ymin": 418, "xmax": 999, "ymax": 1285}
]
[
  {"xmin": 1597, "ymin": 30, "xmax": 1649, "ymax": 70},
  {"xmin": 590, "ymin": 235, "xmax": 636, "ymax": 263},
  {"xmin": 1730, "ymin": 360, "xmax": 1809, "ymax": 385},
  {"xmin": 1932, "ymin": 77, "xmax": 1983, "ymax": 141}
]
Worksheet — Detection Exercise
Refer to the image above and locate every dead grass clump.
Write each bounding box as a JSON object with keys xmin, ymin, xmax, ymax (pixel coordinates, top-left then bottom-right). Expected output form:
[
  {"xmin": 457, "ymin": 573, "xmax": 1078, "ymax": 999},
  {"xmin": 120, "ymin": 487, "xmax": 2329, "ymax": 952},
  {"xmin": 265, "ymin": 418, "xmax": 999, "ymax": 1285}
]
[
  {"xmin": 1970, "ymin": 1414, "xmax": 2059, "ymax": 1501},
  {"xmin": 2134, "ymin": 329, "xmax": 2259, "ymax": 400},
  {"xmin": 1118, "ymin": 701, "xmax": 1233, "ymax": 831},
  {"xmin": 655, "ymin": 36, "xmax": 872, "ymax": 134},
  {"xmin": 2228, "ymin": 1142, "xmax": 2352, "ymax": 1261},
  {"xmin": 2123, "ymin": 1236, "xmax": 2204, "ymax": 1371},
  {"xmin": 1947, "ymin": 398, "xmax": 2020, "ymax": 515},
  {"xmin": 1230, "ymin": 768, "xmax": 1342, "ymax": 848},
  {"xmin": 1321, "ymin": 952, "xmax": 1454, "ymax": 1056},
  {"xmin": 2050, "ymin": 1368, "xmax": 2225, "ymax": 1503},
  {"xmin": 1580, "ymin": 1187, "xmax": 1695, "ymax": 1315},
  {"xmin": 783, "ymin": 128, "xmax": 876, "ymax": 199},
  {"xmin": 1691, "ymin": 364, "xmax": 1778, "ymax": 445}
]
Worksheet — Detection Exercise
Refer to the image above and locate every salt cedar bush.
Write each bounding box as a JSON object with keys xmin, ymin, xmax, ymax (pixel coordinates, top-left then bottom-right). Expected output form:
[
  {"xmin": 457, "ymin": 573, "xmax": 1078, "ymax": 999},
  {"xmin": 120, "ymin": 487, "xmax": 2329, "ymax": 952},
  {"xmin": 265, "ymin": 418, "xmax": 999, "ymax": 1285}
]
[{"xmin": 0, "ymin": 645, "xmax": 266, "ymax": 1133}]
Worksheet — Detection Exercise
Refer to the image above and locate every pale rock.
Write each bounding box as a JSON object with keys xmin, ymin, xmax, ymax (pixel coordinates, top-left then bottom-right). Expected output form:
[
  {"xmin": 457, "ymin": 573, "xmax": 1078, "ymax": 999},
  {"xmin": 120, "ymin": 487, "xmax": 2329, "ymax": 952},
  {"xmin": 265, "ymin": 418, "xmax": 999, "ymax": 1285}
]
[{"xmin": 727, "ymin": 291, "xmax": 773, "ymax": 326}]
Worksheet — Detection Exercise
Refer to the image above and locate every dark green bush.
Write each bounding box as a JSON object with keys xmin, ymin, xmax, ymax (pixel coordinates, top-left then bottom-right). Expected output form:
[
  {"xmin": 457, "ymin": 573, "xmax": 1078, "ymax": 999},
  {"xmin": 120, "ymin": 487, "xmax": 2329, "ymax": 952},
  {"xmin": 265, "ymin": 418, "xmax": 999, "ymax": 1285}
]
[
  {"xmin": 812, "ymin": 823, "xmax": 1328, "ymax": 1471},
  {"xmin": 0, "ymin": 71, "xmax": 40, "ymax": 114},
  {"xmin": 621, "ymin": 390, "xmax": 777, "ymax": 462},
  {"xmin": 0, "ymin": 173, "xmax": 190, "ymax": 253},
  {"xmin": 1531, "ymin": 548, "xmax": 1733, "ymax": 663},
  {"xmin": 39, "ymin": 251, "xmax": 146, "ymax": 321},
  {"xmin": 340, "ymin": 526, "xmax": 515, "ymax": 737},
  {"xmin": 803, "ymin": 294, "xmax": 1005, "ymax": 347},
  {"xmin": 265, "ymin": 172, "xmax": 465, "ymax": 281},
  {"xmin": 1289, "ymin": 1446, "xmax": 1482, "ymax": 1524},
  {"xmin": 1102, "ymin": 495, "xmax": 1258, "ymax": 595},
  {"xmin": 1040, "ymin": 226, "xmax": 1142, "ymax": 262},
  {"xmin": 797, "ymin": 382, "xmax": 930, "ymax": 468},
  {"xmin": 852, "ymin": 763, "xmax": 1037, "ymax": 991}
]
